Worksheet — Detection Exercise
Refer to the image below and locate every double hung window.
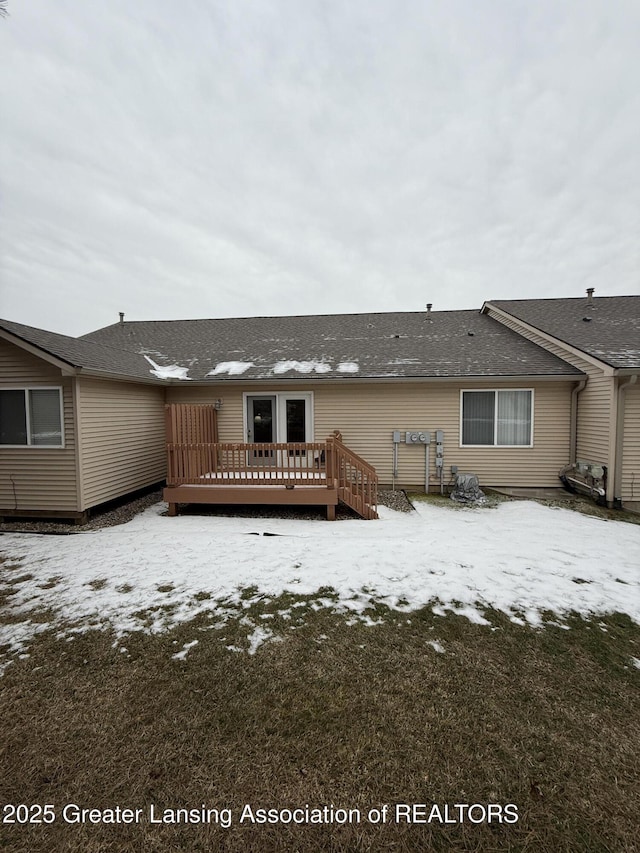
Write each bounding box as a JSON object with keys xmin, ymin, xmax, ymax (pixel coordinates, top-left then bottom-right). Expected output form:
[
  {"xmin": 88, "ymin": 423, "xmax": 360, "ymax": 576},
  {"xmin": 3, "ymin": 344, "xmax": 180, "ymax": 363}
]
[
  {"xmin": 461, "ymin": 390, "xmax": 532, "ymax": 447},
  {"xmin": 0, "ymin": 388, "xmax": 64, "ymax": 447}
]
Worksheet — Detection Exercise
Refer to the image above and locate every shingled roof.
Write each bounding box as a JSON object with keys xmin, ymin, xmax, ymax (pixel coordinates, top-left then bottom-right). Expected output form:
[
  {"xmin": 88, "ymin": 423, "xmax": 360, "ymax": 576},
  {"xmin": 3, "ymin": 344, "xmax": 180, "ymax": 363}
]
[
  {"xmin": 485, "ymin": 296, "xmax": 640, "ymax": 369},
  {"xmin": 80, "ymin": 309, "xmax": 582, "ymax": 381},
  {"xmin": 0, "ymin": 318, "xmax": 154, "ymax": 381}
]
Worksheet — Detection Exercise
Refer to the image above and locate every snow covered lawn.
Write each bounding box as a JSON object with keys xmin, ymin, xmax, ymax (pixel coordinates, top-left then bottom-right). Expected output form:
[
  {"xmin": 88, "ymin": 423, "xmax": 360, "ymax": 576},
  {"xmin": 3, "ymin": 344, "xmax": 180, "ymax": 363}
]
[{"xmin": 1, "ymin": 499, "xmax": 638, "ymax": 664}]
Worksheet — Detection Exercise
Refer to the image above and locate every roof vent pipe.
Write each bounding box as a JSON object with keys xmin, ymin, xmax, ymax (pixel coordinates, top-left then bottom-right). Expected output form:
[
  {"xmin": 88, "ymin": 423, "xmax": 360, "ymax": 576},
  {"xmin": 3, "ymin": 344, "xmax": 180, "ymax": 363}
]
[
  {"xmin": 426, "ymin": 303, "xmax": 433, "ymax": 321},
  {"xmin": 119, "ymin": 312, "xmax": 125, "ymax": 325},
  {"xmin": 586, "ymin": 288, "xmax": 594, "ymax": 305}
]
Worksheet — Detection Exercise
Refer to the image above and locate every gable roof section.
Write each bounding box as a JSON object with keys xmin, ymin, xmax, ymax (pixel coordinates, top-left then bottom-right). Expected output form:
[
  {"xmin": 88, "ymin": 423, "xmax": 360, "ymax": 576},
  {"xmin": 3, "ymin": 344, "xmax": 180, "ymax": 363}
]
[
  {"xmin": 0, "ymin": 318, "xmax": 154, "ymax": 381},
  {"xmin": 81, "ymin": 310, "xmax": 582, "ymax": 381},
  {"xmin": 485, "ymin": 296, "xmax": 640, "ymax": 369}
]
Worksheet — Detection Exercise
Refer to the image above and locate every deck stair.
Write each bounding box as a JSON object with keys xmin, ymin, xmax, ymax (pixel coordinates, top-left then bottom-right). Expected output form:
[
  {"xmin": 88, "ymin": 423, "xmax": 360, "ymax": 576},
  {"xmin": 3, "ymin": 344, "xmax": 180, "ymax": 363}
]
[{"xmin": 327, "ymin": 433, "xmax": 378, "ymax": 520}]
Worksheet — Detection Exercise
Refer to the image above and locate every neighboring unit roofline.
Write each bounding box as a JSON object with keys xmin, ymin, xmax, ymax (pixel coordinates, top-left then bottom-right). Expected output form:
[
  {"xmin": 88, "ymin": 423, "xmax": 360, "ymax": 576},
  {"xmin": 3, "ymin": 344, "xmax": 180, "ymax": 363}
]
[
  {"xmin": 0, "ymin": 318, "xmax": 160, "ymax": 381},
  {"xmin": 482, "ymin": 302, "xmax": 619, "ymax": 373}
]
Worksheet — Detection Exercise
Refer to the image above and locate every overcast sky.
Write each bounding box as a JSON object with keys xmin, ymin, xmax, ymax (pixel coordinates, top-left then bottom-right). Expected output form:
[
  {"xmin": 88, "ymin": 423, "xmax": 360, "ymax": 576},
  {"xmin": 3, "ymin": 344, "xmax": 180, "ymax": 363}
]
[{"xmin": 1, "ymin": 0, "xmax": 639, "ymax": 336}]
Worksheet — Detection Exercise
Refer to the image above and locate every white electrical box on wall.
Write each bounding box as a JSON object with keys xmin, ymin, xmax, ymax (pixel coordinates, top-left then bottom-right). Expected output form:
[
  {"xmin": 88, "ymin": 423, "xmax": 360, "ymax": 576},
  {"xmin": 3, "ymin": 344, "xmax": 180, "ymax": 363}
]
[{"xmin": 405, "ymin": 431, "xmax": 431, "ymax": 444}]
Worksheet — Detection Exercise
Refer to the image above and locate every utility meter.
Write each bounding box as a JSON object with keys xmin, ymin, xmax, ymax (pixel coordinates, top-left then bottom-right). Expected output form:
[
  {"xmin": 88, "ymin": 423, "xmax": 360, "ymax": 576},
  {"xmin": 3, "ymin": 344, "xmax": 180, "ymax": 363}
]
[{"xmin": 405, "ymin": 431, "xmax": 431, "ymax": 444}]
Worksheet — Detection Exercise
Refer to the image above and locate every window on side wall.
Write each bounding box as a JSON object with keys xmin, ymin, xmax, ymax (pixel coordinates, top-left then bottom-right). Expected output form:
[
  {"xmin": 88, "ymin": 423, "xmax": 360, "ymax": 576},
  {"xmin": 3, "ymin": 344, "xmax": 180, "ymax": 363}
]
[
  {"xmin": 0, "ymin": 388, "xmax": 64, "ymax": 447},
  {"xmin": 461, "ymin": 389, "xmax": 532, "ymax": 447}
]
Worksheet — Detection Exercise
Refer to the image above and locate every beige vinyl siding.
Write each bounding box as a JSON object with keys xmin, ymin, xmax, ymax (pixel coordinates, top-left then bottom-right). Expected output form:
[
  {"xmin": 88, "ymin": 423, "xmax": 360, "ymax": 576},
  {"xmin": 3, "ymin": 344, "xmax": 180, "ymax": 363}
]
[
  {"xmin": 621, "ymin": 385, "xmax": 640, "ymax": 506},
  {"xmin": 167, "ymin": 381, "xmax": 573, "ymax": 489},
  {"xmin": 314, "ymin": 381, "xmax": 572, "ymax": 488},
  {"xmin": 575, "ymin": 372, "xmax": 615, "ymax": 465},
  {"xmin": 78, "ymin": 378, "xmax": 166, "ymax": 509},
  {"xmin": 485, "ymin": 307, "xmax": 614, "ymax": 467},
  {"xmin": 0, "ymin": 339, "xmax": 78, "ymax": 512}
]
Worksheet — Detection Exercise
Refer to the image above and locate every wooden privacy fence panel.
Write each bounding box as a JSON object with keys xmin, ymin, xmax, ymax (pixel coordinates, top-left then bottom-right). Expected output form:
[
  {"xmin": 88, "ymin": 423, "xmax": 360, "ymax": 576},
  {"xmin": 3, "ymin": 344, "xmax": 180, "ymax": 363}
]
[{"xmin": 165, "ymin": 404, "xmax": 218, "ymax": 445}]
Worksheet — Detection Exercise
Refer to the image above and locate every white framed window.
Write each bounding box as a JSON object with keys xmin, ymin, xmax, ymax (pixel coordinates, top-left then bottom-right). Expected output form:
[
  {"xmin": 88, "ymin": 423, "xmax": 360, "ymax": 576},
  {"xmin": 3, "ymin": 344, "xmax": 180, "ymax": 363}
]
[
  {"xmin": 0, "ymin": 387, "xmax": 64, "ymax": 447},
  {"xmin": 460, "ymin": 389, "xmax": 533, "ymax": 447}
]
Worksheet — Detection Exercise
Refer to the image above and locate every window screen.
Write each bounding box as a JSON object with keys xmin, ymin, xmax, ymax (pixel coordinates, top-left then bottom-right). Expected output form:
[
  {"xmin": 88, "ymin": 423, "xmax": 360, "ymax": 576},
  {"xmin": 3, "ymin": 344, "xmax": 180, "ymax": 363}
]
[
  {"xmin": 497, "ymin": 390, "xmax": 531, "ymax": 446},
  {"xmin": 29, "ymin": 389, "xmax": 63, "ymax": 446}
]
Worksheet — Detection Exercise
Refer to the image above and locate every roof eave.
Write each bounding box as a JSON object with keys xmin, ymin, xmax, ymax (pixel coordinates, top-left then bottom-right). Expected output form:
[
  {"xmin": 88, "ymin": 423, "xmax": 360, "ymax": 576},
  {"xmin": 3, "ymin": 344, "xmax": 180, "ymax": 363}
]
[
  {"xmin": 0, "ymin": 328, "xmax": 78, "ymax": 375},
  {"xmin": 177, "ymin": 372, "xmax": 584, "ymax": 386},
  {"xmin": 76, "ymin": 367, "xmax": 165, "ymax": 385}
]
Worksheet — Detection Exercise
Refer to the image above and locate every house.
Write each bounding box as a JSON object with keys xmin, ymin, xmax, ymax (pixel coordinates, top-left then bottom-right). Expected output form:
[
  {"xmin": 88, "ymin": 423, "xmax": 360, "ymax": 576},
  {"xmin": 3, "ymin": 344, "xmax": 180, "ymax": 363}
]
[
  {"xmin": 483, "ymin": 293, "xmax": 639, "ymax": 510},
  {"xmin": 0, "ymin": 291, "xmax": 638, "ymax": 521}
]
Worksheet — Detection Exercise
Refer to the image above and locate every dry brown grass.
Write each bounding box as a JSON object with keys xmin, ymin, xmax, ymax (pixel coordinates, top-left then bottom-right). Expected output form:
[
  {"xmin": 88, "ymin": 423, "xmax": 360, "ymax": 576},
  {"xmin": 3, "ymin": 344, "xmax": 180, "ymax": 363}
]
[{"xmin": 0, "ymin": 601, "xmax": 638, "ymax": 853}]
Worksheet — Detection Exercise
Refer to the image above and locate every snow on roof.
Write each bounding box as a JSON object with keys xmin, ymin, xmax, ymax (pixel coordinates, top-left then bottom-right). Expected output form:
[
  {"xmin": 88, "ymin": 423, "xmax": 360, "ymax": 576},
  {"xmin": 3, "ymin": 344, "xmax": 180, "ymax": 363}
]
[
  {"xmin": 336, "ymin": 361, "xmax": 359, "ymax": 373},
  {"xmin": 144, "ymin": 355, "xmax": 192, "ymax": 380},
  {"xmin": 272, "ymin": 360, "xmax": 333, "ymax": 375},
  {"xmin": 207, "ymin": 361, "xmax": 255, "ymax": 376}
]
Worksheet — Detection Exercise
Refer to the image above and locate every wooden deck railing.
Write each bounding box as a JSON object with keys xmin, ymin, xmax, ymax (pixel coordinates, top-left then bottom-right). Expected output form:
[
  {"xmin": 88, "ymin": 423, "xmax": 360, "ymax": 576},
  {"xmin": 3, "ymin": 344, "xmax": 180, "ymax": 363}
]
[
  {"xmin": 166, "ymin": 435, "xmax": 378, "ymax": 519},
  {"xmin": 167, "ymin": 442, "xmax": 331, "ymax": 486},
  {"xmin": 327, "ymin": 434, "xmax": 379, "ymax": 520}
]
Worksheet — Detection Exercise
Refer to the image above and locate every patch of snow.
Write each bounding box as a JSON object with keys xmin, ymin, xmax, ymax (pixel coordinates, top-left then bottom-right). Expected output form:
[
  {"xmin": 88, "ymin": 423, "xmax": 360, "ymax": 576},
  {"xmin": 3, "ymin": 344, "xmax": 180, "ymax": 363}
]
[
  {"xmin": 426, "ymin": 640, "xmax": 445, "ymax": 653},
  {"xmin": 0, "ymin": 620, "xmax": 51, "ymax": 672},
  {"xmin": 336, "ymin": 362, "xmax": 359, "ymax": 373},
  {"xmin": 1, "ymin": 500, "xmax": 639, "ymax": 670},
  {"xmin": 272, "ymin": 360, "xmax": 332, "ymax": 375},
  {"xmin": 207, "ymin": 361, "xmax": 254, "ymax": 376},
  {"xmin": 442, "ymin": 604, "xmax": 492, "ymax": 625},
  {"xmin": 631, "ymin": 657, "xmax": 640, "ymax": 670},
  {"xmin": 244, "ymin": 626, "xmax": 279, "ymax": 655},
  {"xmin": 144, "ymin": 355, "xmax": 191, "ymax": 380},
  {"xmin": 172, "ymin": 639, "xmax": 199, "ymax": 661},
  {"xmin": 360, "ymin": 614, "xmax": 385, "ymax": 627}
]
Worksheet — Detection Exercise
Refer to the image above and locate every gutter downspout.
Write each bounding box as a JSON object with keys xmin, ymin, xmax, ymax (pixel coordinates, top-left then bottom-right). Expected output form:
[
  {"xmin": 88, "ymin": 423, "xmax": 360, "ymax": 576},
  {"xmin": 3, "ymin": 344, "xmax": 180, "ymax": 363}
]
[
  {"xmin": 613, "ymin": 374, "xmax": 638, "ymax": 507},
  {"xmin": 569, "ymin": 379, "xmax": 587, "ymax": 463}
]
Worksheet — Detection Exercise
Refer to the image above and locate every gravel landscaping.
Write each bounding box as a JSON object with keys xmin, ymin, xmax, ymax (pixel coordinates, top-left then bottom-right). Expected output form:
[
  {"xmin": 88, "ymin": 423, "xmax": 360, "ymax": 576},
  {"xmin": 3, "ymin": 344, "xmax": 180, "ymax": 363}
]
[
  {"xmin": 0, "ymin": 488, "xmax": 415, "ymax": 536},
  {"xmin": 0, "ymin": 488, "xmax": 165, "ymax": 535}
]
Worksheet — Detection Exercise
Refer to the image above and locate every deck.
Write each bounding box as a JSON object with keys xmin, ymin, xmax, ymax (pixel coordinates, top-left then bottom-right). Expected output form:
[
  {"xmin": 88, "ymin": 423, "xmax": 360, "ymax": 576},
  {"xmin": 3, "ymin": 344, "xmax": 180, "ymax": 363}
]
[{"xmin": 163, "ymin": 405, "xmax": 378, "ymax": 520}]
